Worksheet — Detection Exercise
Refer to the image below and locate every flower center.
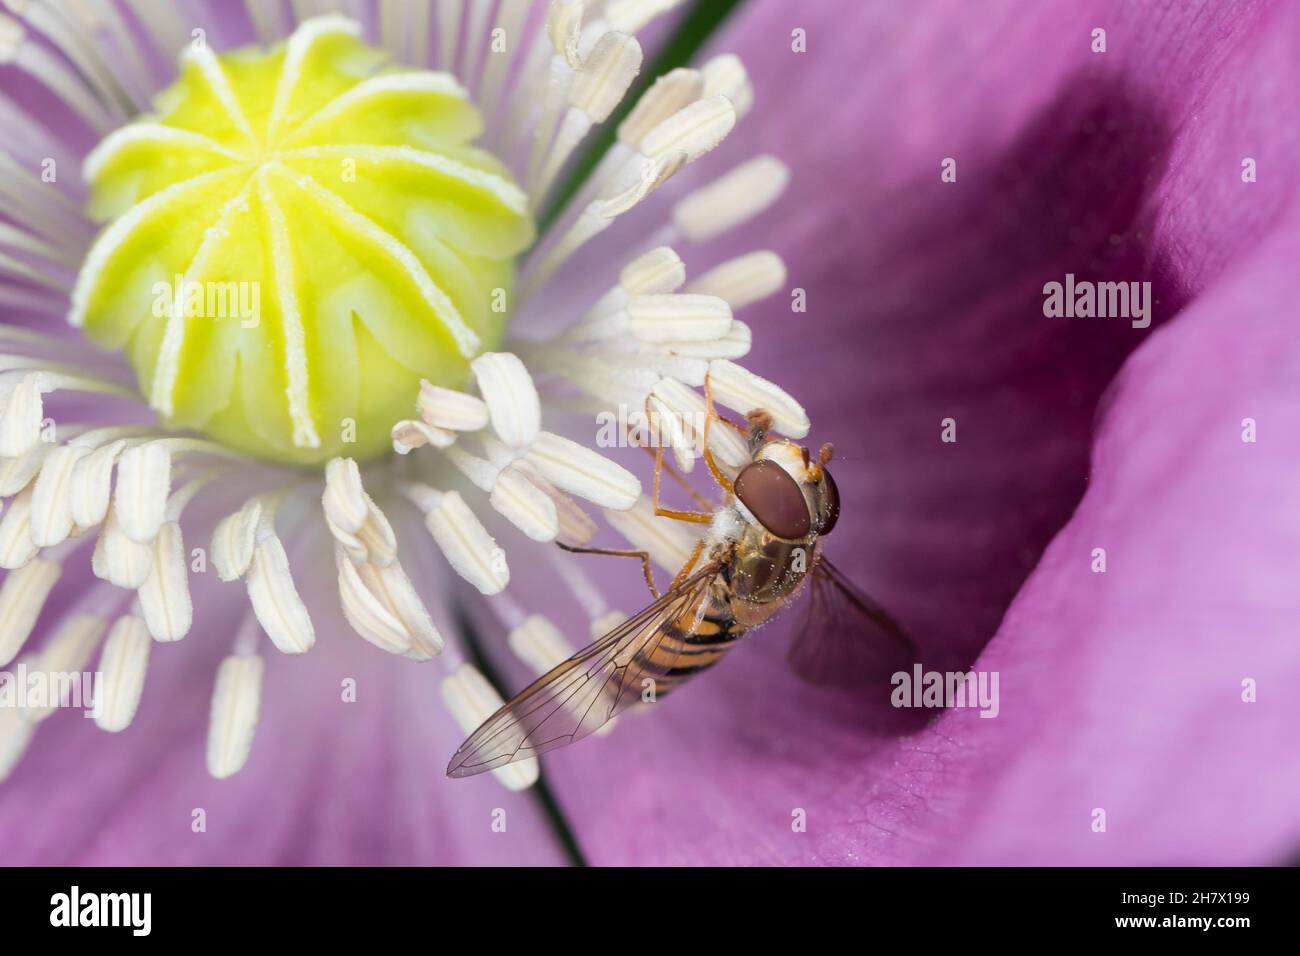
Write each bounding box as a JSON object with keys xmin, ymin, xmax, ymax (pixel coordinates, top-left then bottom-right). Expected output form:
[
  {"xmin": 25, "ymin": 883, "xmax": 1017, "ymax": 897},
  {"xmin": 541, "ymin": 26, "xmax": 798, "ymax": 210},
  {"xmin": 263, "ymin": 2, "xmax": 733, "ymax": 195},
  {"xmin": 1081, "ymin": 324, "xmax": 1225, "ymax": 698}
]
[{"xmin": 70, "ymin": 18, "xmax": 534, "ymax": 465}]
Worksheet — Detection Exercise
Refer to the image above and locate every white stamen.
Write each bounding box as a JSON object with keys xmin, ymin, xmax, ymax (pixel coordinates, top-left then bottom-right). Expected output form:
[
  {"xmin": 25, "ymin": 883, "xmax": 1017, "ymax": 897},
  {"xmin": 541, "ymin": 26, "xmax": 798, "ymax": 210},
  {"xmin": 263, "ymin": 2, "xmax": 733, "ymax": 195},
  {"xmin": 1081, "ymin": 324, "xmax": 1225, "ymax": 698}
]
[
  {"xmin": 525, "ymin": 42, "xmax": 578, "ymax": 194},
  {"xmin": 546, "ymin": 0, "xmax": 584, "ymax": 69},
  {"xmin": 137, "ymin": 521, "xmax": 191, "ymax": 642},
  {"xmin": 0, "ymin": 484, "xmax": 38, "ymax": 570},
  {"xmin": 561, "ymin": 246, "xmax": 685, "ymax": 343},
  {"xmin": 461, "ymin": 0, "xmax": 493, "ymax": 89},
  {"xmin": 113, "ymin": 442, "xmax": 171, "ymax": 543},
  {"xmin": 391, "ymin": 419, "xmax": 457, "ymax": 454},
  {"xmin": 701, "ymin": 53, "xmax": 753, "ymax": 121},
  {"xmin": 322, "ymin": 458, "xmax": 396, "ymax": 567},
  {"xmin": 354, "ymin": 496, "xmax": 397, "ymax": 567},
  {"xmin": 523, "ymin": 152, "xmax": 684, "ymax": 297},
  {"xmin": 489, "ymin": 463, "xmax": 560, "ymax": 542},
  {"xmin": 246, "ymin": 535, "xmax": 316, "ymax": 655},
  {"xmin": 628, "ymin": 293, "xmax": 732, "ymax": 344},
  {"xmin": 92, "ymin": 509, "xmax": 154, "ymax": 590},
  {"xmin": 68, "ymin": 438, "xmax": 127, "ymax": 529},
  {"xmin": 421, "ymin": 488, "xmax": 509, "ymax": 595},
  {"xmin": 478, "ymin": 0, "xmax": 529, "ymax": 114},
  {"xmin": 355, "ymin": 558, "xmax": 443, "ymax": 660},
  {"xmin": 28, "ymin": 444, "xmax": 87, "ymax": 548},
  {"xmin": 211, "ymin": 497, "xmax": 264, "ymax": 582},
  {"xmin": 0, "ymin": 556, "xmax": 60, "ymax": 667},
  {"xmin": 673, "ymin": 155, "xmax": 790, "ymax": 243},
  {"xmin": 526, "ymin": 431, "xmax": 641, "ymax": 510},
  {"xmin": 471, "ymin": 352, "xmax": 540, "ymax": 451},
  {"xmin": 640, "ymin": 95, "xmax": 735, "ymax": 164},
  {"xmin": 206, "ymin": 653, "xmax": 264, "ymax": 779},
  {"xmin": 0, "ymin": 436, "xmax": 52, "ymax": 497},
  {"xmin": 441, "ymin": 663, "xmax": 539, "ymax": 790},
  {"xmin": 417, "ymin": 380, "xmax": 490, "ymax": 432},
  {"xmin": 2, "ymin": 14, "xmax": 118, "ymax": 134},
  {"xmin": 649, "ymin": 320, "xmax": 752, "ymax": 361},
  {"xmin": 445, "ymin": 445, "xmax": 501, "ymax": 494},
  {"xmin": 436, "ymin": 0, "xmax": 466, "ymax": 70},
  {"xmin": 322, "ymin": 457, "xmax": 368, "ymax": 532},
  {"xmin": 508, "ymin": 614, "xmax": 575, "ymax": 674},
  {"xmin": 647, "ymin": 391, "xmax": 696, "ymax": 472},
  {"xmin": 28, "ymin": 612, "xmax": 107, "ymax": 723},
  {"xmin": 617, "ymin": 68, "xmax": 702, "ymax": 148},
  {"xmin": 532, "ymin": 31, "xmax": 642, "ymax": 202},
  {"xmin": 8, "ymin": 2, "xmax": 135, "ymax": 119},
  {"xmin": 94, "ymin": 614, "xmax": 151, "ymax": 733},
  {"xmin": 598, "ymin": 150, "xmax": 683, "ymax": 217},
  {"xmin": 708, "ymin": 359, "xmax": 811, "ymax": 439},
  {"xmin": 623, "ymin": 245, "xmax": 687, "ymax": 296},
  {"xmin": 334, "ymin": 546, "xmax": 411, "ymax": 656},
  {"xmin": 686, "ymin": 251, "xmax": 787, "ymax": 310},
  {"xmin": 516, "ymin": 463, "xmax": 598, "ymax": 545},
  {"xmin": 0, "ymin": 370, "xmax": 46, "ymax": 458}
]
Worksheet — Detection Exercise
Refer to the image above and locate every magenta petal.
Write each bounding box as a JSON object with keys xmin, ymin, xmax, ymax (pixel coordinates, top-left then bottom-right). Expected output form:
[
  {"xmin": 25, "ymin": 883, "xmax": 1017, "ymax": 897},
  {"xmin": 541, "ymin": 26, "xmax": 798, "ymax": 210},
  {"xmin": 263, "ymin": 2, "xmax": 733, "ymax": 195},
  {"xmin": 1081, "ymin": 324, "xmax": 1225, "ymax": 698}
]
[
  {"xmin": 538, "ymin": 0, "xmax": 1300, "ymax": 863},
  {"xmin": 934, "ymin": 229, "xmax": 1300, "ymax": 863}
]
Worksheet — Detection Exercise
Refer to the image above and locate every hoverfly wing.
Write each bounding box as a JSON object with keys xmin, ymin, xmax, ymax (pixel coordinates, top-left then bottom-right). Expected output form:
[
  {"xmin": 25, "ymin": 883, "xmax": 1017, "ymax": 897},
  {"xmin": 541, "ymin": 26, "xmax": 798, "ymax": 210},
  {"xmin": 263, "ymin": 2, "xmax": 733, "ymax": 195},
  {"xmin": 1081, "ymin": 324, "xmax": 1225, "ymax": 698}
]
[
  {"xmin": 446, "ymin": 562, "xmax": 722, "ymax": 778},
  {"xmin": 786, "ymin": 556, "xmax": 916, "ymax": 687}
]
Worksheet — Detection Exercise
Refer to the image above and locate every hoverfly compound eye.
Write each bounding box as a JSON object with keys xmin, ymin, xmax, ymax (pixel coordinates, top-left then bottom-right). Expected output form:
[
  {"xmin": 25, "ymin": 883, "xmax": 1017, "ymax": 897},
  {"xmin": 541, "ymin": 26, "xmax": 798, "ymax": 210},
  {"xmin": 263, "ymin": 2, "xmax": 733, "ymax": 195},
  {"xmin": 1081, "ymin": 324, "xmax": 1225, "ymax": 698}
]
[
  {"xmin": 734, "ymin": 460, "xmax": 812, "ymax": 540},
  {"xmin": 818, "ymin": 465, "xmax": 840, "ymax": 535}
]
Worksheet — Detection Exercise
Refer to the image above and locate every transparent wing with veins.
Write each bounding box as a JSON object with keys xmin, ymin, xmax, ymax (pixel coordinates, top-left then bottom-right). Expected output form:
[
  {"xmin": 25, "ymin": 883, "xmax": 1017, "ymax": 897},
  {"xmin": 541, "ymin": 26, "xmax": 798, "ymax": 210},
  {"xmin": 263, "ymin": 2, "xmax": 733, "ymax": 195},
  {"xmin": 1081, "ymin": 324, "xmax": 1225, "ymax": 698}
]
[
  {"xmin": 447, "ymin": 562, "xmax": 722, "ymax": 778},
  {"xmin": 786, "ymin": 555, "xmax": 916, "ymax": 686}
]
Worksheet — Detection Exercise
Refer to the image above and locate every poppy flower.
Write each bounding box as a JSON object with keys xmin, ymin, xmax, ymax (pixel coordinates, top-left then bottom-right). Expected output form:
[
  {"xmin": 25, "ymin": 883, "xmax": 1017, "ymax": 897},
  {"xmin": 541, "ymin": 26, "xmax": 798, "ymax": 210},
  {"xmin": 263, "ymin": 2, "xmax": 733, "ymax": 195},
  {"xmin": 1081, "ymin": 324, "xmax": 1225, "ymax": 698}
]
[{"xmin": 1, "ymin": 0, "xmax": 1295, "ymax": 867}]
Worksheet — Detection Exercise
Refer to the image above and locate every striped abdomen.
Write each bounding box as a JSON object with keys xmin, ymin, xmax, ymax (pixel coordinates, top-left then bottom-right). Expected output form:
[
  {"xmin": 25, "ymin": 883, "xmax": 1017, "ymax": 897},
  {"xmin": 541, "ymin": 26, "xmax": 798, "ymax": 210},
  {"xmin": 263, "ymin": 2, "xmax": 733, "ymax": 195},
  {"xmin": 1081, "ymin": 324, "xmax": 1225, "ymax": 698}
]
[{"xmin": 641, "ymin": 594, "xmax": 746, "ymax": 699}]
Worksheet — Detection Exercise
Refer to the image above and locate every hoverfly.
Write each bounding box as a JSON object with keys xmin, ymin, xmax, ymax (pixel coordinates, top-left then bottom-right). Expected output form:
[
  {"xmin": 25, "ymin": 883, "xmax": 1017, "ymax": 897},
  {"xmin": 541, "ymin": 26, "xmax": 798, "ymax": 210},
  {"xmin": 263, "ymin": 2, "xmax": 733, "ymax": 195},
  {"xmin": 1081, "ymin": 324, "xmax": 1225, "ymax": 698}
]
[{"xmin": 446, "ymin": 378, "xmax": 913, "ymax": 779}]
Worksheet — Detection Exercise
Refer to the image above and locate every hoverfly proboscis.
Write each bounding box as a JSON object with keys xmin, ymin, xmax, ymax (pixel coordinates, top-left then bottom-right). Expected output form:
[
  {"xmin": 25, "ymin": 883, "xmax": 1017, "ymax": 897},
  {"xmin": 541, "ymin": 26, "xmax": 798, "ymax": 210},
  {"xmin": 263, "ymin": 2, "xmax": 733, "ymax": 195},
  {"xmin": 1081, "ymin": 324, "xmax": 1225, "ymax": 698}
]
[{"xmin": 446, "ymin": 372, "xmax": 914, "ymax": 779}]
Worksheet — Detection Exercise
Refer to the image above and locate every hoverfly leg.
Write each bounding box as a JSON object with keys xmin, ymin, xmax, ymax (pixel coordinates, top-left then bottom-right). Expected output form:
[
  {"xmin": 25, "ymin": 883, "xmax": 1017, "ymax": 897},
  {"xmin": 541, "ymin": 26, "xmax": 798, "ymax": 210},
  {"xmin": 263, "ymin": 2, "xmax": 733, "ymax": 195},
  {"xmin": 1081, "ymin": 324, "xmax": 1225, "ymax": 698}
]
[
  {"xmin": 556, "ymin": 541, "xmax": 661, "ymax": 598},
  {"xmin": 651, "ymin": 443, "xmax": 715, "ymax": 525},
  {"xmin": 701, "ymin": 370, "xmax": 745, "ymax": 494},
  {"xmin": 639, "ymin": 394, "xmax": 713, "ymax": 510},
  {"xmin": 668, "ymin": 539, "xmax": 707, "ymax": 590}
]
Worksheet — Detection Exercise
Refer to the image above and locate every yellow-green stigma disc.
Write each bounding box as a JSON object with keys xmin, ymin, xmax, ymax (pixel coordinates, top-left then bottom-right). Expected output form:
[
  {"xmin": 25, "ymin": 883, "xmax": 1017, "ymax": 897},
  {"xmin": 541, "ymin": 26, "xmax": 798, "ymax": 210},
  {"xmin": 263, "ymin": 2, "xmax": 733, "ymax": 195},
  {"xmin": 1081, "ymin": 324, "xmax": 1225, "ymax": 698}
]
[{"xmin": 70, "ymin": 17, "xmax": 534, "ymax": 465}]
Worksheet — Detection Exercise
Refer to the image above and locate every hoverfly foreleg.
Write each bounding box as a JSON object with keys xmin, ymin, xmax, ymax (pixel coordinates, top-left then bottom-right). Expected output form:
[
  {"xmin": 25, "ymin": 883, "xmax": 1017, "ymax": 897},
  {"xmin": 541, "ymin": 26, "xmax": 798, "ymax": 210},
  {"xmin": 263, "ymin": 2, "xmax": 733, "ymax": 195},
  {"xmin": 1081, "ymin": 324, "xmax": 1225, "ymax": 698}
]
[
  {"xmin": 636, "ymin": 395, "xmax": 713, "ymax": 510},
  {"xmin": 651, "ymin": 443, "xmax": 715, "ymax": 525},
  {"xmin": 702, "ymin": 371, "xmax": 748, "ymax": 495},
  {"xmin": 556, "ymin": 541, "xmax": 661, "ymax": 599},
  {"xmin": 669, "ymin": 539, "xmax": 707, "ymax": 590}
]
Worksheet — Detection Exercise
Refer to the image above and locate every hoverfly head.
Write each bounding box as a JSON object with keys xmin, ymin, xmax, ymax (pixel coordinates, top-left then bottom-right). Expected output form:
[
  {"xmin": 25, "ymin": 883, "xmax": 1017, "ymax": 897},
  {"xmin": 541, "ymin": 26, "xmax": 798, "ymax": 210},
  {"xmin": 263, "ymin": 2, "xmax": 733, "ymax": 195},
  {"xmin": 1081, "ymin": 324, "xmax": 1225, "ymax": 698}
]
[{"xmin": 734, "ymin": 437, "xmax": 840, "ymax": 540}]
